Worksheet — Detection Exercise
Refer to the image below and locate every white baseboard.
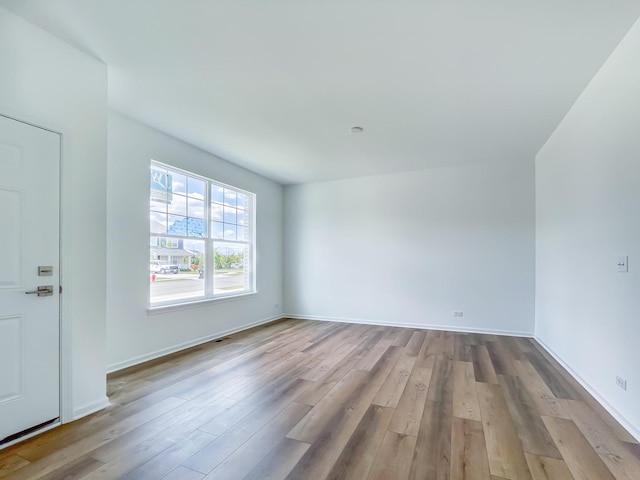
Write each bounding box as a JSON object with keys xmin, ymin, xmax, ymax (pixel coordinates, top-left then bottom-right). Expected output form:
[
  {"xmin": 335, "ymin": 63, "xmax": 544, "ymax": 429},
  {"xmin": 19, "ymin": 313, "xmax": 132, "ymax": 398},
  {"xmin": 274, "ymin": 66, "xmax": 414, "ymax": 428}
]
[
  {"xmin": 99, "ymin": 314, "xmax": 637, "ymax": 443},
  {"xmin": 106, "ymin": 315, "xmax": 284, "ymax": 374},
  {"xmin": 72, "ymin": 396, "xmax": 110, "ymax": 421},
  {"xmin": 285, "ymin": 313, "xmax": 534, "ymax": 338},
  {"xmin": 534, "ymin": 336, "xmax": 640, "ymax": 442}
]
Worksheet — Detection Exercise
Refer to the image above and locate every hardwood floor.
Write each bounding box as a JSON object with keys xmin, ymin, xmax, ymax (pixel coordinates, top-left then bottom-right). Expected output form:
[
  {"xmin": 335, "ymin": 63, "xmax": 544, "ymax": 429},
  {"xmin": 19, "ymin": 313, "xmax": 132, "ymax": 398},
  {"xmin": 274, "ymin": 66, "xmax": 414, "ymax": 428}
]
[{"xmin": 1, "ymin": 319, "xmax": 639, "ymax": 479}]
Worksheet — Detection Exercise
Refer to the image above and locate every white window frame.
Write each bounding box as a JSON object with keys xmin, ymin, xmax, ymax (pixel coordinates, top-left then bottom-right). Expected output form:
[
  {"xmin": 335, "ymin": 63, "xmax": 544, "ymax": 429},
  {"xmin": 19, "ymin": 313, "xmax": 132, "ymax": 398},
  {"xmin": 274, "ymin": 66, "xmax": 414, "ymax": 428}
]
[{"xmin": 149, "ymin": 160, "xmax": 256, "ymax": 308}]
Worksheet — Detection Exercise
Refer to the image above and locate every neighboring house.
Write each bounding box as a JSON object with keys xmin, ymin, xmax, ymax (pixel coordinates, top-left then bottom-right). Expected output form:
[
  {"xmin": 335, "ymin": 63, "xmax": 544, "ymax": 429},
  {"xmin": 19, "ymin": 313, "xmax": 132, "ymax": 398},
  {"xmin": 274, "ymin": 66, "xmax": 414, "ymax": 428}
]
[
  {"xmin": 149, "ymin": 217, "xmax": 205, "ymax": 269},
  {"xmin": 149, "ymin": 247, "xmax": 195, "ymax": 269}
]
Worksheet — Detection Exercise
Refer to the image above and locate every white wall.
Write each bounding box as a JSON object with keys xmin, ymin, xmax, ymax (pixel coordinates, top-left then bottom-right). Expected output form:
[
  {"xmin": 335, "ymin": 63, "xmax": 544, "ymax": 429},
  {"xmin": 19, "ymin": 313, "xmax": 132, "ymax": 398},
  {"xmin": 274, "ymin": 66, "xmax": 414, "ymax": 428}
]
[
  {"xmin": 536, "ymin": 19, "xmax": 640, "ymax": 438},
  {"xmin": 0, "ymin": 7, "xmax": 108, "ymax": 419},
  {"xmin": 284, "ymin": 160, "xmax": 535, "ymax": 335},
  {"xmin": 106, "ymin": 111, "xmax": 283, "ymax": 371}
]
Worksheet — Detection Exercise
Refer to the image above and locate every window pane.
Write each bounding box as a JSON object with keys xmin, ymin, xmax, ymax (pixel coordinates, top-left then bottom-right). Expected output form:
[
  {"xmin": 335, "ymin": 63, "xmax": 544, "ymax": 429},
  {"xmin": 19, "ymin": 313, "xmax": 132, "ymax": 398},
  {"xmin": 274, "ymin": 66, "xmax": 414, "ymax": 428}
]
[
  {"xmin": 224, "ymin": 189, "xmax": 237, "ymax": 207},
  {"xmin": 167, "ymin": 215, "xmax": 187, "ymax": 235},
  {"xmin": 187, "ymin": 197, "xmax": 205, "ymax": 219},
  {"xmin": 150, "ymin": 240, "xmax": 205, "ymax": 304},
  {"xmin": 237, "ymin": 225, "xmax": 247, "ymax": 241},
  {"xmin": 171, "ymin": 172, "xmax": 187, "ymax": 194},
  {"xmin": 150, "ymin": 211, "xmax": 167, "ymax": 234},
  {"xmin": 237, "ymin": 210, "xmax": 246, "ymax": 226},
  {"xmin": 188, "ymin": 177, "xmax": 205, "ymax": 198},
  {"xmin": 223, "ymin": 224, "xmax": 237, "ymax": 240},
  {"xmin": 212, "ymin": 221, "xmax": 224, "ymax": 239},
  {"xmin": 223, "ymin": 206, "xmax": 237, "ymax": 224},
  {"xmin": 213, "ymin": 242, "xmax": 249, "ymax": 294},
  {"xmin": 184, "ymin": 239, "xmax": 206, "ymax": 276},
  {"xmin": 211, "ymin": 203, "xmax": 223, "ymax": 221},
  {"xmin": 164, "ymin": 237, "xmax": 179, "ymax": 248},
  {"xmin": 187, "ymin": 217, "xmax": 206, "ymax": 237},
  {"xmin": 212, "ymin": 185, "xmax": 224, "ymax": 204},
  {"xmin": 167, "ymin": 194, "xmax": 187, "ymax": 216},
  {"xmin": 168, "ymin": 215, "xmax": 206, "ymax": 238},
  {"xmin": 150, "ymin": 198, "xmax": 167, "ymax": 213}
]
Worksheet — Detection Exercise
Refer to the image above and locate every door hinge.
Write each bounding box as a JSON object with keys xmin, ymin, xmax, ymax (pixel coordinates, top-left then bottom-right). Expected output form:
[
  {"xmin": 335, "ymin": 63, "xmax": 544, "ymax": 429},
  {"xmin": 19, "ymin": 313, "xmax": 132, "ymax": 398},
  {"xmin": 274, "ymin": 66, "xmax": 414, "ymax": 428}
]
[{"xmin": 59, "ymin": 285, "xmax": 62, "ymax": 294}]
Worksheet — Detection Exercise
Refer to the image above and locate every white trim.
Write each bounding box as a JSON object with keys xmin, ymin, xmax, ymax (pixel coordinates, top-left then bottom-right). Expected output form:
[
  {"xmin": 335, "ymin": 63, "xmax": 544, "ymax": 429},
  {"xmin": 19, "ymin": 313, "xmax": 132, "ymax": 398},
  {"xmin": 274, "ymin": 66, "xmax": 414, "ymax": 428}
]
[
  {"xmin": 59, "ymin": 299, "xmax": 73, "ymax": 423},
  {"xmin": 0, "ymin": 421, "xmax": 60, "ymax": 450},
  {"xmin": 107, "ymin": 315, "xmax": 283, "ymax": 373},
  {"xmin": 148, "ymin": 291, "xmax": 258, "ymax": 314},
  {"xmin": 59, "ymin": 131, "xmax": 73, "ymax": 425},
  {"xmin": 285, "ymin": 314, "xmax": 534, "ymax": 338},
  {"xmin": 72, "ymin": 396, "xmax": 110, "ymax": 421},
  {"xmin": 0, "ymin": 113, "xmax": 63, "ymax": 136},
  {"xmin": 534, "ymin": 336, "xmax": 640, "ymax": 442}
]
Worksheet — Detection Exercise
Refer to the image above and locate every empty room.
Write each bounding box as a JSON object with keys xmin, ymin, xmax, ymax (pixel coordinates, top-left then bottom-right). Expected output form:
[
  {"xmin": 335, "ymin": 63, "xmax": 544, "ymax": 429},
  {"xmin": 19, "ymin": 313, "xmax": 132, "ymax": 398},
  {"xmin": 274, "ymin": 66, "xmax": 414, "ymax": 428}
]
[{"xmin": 0, "ymin": 1, "xmax": 639, "ymax": 479}]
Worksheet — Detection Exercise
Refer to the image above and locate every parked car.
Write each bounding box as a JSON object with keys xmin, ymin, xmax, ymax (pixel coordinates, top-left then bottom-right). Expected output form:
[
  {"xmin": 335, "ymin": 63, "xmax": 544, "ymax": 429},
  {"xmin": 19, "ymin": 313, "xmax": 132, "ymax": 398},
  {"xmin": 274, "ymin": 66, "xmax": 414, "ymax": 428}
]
[{"xmin": 150, "ymin": 261, "xmax": 179, "ymax": 274}]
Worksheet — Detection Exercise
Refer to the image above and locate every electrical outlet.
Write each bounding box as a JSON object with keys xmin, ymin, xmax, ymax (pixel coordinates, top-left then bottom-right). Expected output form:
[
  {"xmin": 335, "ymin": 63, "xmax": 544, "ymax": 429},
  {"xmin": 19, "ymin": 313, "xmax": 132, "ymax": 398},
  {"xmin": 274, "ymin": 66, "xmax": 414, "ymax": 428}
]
[
  {"xmin": 616, "ymin": 376, "xmax": 627, "ymax": 391},
  {"xmin": 452, "ymin": 311, "xmax": 463, "ymax": 317},
  {"xmin": 617, "ymin": 256, "xmax": 628, "ymax": 272}
]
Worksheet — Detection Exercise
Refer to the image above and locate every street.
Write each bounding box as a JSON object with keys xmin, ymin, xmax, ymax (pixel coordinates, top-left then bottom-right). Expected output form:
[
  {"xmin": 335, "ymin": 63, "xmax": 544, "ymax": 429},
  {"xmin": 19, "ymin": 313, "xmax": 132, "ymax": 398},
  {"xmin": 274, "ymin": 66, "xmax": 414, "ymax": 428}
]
[{"xmin": 150, "ymin": 271, "xmax": 246, "ymax": 303}]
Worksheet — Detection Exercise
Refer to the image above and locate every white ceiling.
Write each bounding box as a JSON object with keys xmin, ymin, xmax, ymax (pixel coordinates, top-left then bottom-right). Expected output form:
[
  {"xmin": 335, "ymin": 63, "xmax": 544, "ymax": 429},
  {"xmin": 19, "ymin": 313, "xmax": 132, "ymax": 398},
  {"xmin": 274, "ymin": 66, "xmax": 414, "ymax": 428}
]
[{"xmin": 2, "ymin": 1, "xmax": 640, "ymax": 184}]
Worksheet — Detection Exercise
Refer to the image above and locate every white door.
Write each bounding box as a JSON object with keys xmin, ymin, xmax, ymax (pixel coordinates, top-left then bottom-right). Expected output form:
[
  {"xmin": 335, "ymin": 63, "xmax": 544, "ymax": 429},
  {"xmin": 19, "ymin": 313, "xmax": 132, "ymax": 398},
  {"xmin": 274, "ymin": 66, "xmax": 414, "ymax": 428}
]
[{"xmin": 0, "ymin": 115, "xmax": 60, "ymax": 443}]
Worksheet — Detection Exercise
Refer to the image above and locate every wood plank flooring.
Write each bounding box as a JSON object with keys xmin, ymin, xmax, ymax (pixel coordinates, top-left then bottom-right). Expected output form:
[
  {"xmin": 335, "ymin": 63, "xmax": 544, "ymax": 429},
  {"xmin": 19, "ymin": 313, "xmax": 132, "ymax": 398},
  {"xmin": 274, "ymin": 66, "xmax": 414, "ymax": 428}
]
[{"xmin": 1, "ymin": 319, "xmax": 639, "ymax": 480}]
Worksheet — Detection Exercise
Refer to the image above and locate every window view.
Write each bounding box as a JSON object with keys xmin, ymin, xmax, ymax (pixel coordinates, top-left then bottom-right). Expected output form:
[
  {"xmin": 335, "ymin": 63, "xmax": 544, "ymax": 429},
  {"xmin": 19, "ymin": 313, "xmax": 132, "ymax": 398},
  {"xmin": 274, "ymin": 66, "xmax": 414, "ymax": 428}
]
[{"xmin": 149, "ymin": 162, "xmax": 254, "ymax": 306}]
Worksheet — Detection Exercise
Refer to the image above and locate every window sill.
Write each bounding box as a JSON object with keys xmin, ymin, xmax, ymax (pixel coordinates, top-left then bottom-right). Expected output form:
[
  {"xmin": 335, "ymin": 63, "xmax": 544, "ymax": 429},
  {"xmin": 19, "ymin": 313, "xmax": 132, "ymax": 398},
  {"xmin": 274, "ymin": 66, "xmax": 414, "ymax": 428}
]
[{"xmin": 147, "ymin": 291, "xmax": 257, "ymax": 315}]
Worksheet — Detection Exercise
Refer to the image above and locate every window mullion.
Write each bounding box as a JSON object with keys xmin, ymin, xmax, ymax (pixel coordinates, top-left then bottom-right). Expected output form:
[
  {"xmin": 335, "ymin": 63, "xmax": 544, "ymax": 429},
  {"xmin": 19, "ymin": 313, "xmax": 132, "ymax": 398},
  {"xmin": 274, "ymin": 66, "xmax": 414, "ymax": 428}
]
[{"xmin": 204, "ymin": 180, "xmax": 213, "ymax": 298}]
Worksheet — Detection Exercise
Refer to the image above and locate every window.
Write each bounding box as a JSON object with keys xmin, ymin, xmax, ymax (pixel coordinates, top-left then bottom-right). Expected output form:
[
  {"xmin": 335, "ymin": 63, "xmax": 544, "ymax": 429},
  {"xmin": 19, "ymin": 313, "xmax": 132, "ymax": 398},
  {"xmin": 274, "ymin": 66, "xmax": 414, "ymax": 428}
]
[{"xmin": 149, "ymin": 161, "xmax": 255, "ymax": 306}]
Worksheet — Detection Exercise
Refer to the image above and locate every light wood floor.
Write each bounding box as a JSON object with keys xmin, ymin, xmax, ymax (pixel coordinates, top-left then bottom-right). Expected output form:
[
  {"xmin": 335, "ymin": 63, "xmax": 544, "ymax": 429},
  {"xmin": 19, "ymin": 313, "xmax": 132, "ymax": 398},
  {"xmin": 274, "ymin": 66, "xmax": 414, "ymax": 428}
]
[{"xmin": 1, "ymin": 319, "xmax": 639, "ymax": 480}]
